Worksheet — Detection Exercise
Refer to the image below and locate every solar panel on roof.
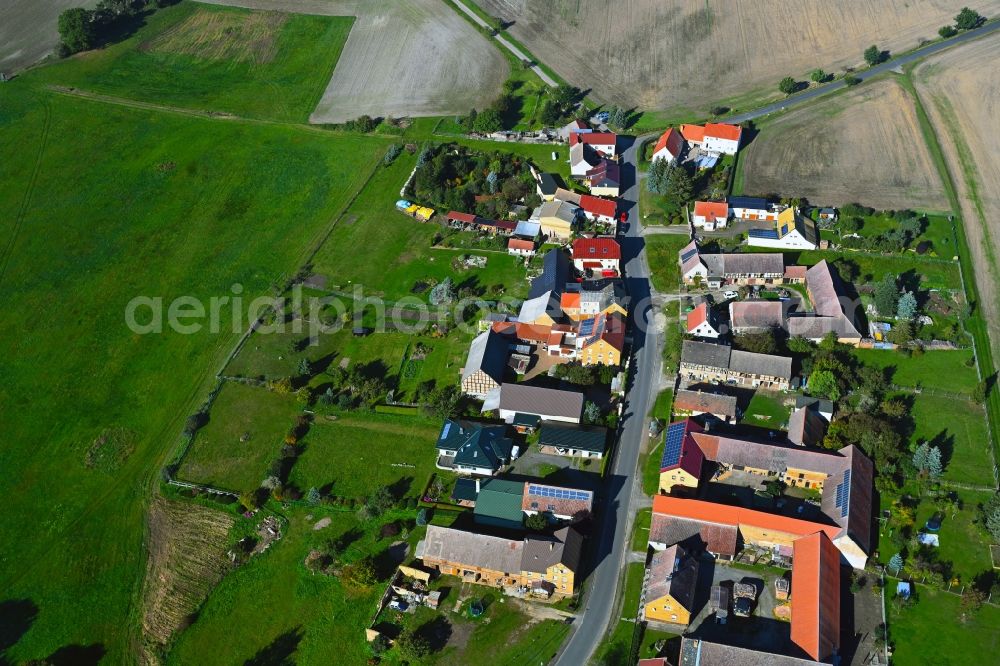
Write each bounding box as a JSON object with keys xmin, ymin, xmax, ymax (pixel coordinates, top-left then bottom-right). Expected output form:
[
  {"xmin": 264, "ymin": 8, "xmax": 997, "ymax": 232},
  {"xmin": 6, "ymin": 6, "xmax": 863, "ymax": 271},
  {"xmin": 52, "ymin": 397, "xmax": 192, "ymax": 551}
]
[
  {"xmin": 748, "ymin": 229, "xmax": 780, "ymax": 240},
  {"xmin": 578, "ymin": 319, "xmax": 596, "ymax": 335},
  {"xmin": 660, "ymin": 422, "xmax": 687, "ymax": 469}
]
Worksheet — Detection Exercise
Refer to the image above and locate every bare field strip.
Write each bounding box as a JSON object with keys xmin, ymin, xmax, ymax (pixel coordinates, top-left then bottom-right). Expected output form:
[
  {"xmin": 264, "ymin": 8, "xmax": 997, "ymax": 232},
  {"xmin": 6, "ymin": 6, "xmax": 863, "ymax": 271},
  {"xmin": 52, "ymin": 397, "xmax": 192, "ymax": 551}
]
[
  {"xmin": 0, "ymin": 0, "xmax": 93, "ymax": 74},
  {"xmin": 914, "ymin": 34, "xmax": 1000, "ymax": 363},
  {"xmin": 199, "ymin": 0, "xmax": 509, "ymax": 123},
  {"xmin": 144, "ymin": 7, "xmax": 287, "ymax": 64},
  {"xmin": 476, "ymin": 0, "xmax": 1000, "ymax": 113},
  {"xmin": 740, "ymin": 79, "xmax": 948, "ymax": 211}
]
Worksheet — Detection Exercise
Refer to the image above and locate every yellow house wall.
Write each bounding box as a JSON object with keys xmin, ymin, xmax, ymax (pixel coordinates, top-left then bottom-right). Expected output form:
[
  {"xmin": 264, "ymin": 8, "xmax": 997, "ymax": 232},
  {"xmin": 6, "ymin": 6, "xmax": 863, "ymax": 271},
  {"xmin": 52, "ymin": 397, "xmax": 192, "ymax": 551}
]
[
  {"xmin": 644, "ymin": 594, "xmax": 692, "ymax": 625},
  {"xmin": 738, "ymin": 524, "xmax": 803, "ymax": 549},
  {"xmin": 659, "ymin": 468, "xmax": 699, "ymax": 493},
  {"xmin": 579, "ymin": 340, "xmax": 620, "ymax": 366},
  {"xmin": 784, "ymin": 467, "xmax": 828, "ymax": 490}
]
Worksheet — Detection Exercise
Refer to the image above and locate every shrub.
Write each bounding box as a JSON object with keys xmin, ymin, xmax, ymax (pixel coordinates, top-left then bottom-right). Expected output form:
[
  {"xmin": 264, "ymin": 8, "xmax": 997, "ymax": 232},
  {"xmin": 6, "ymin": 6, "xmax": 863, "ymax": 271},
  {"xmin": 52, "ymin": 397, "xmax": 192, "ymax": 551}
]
[
  {"xmin": 383, "ymin": 143, "xmax": 403, "ymax": 166},
  {"xmin": 778, "ymin": 76, "xmax": 798, "ymax": 95},
  {"xmin": 416, "ymin": 508, "xmax": 429, "ymax": 526}
]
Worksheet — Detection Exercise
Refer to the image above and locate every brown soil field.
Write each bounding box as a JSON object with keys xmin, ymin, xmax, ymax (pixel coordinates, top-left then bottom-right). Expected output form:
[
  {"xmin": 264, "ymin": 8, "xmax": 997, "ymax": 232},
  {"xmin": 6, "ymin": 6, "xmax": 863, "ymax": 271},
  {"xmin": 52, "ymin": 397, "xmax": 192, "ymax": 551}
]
[
  {"xmin": 740, "ymin": 79, "xmax": 948, "ymax": 211},
  {"xmin": 476, "ymin": 0, "xmax": 1000, "ymax": 113},
  {"xmin": 144, "ymin": 7, "xmax": 287, "ymax": 64},
  {"xmin": 200, "ymin": 0, "xmax": 509, "ymax": 123},
  {"xmin": 0, "ymin": 0, "xmax": 93, "ymax": 75},
  {"xmin": 141, "ymin": 497, "xmax": 235, "ymax": 663},
  {"xmin": 914, "ymin": 33, "xmax": 1000, "ymax": 364}
]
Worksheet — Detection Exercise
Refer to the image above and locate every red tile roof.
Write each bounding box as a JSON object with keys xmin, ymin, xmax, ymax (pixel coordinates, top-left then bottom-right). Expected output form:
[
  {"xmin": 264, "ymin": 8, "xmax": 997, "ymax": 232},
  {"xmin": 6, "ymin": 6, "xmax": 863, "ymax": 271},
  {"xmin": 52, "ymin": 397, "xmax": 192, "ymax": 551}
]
[
  {"xmin": 648, "ymin": 512, "xmax": 739, "ymax": 556},
  {"xmin": 447, "ymin": 211, "xmax": 476, "ymax": 224},
  {"xmin": 508, "ymin": 238, "xmax": 535, "ymax": 252},
  {"xmin": 686, "ymin": 302, "xmax": 708, "ymax": 331},
  {"xmin": 570, "ymin": 131, "xmax": 617, "ymax": 147},
  {"xmin": 693, "ymin": 200, "xmax": 729, "ymax": 222},
  {"xmin": 680, "ymin": 124, "xmax": 706, "ymax": 143},
  {"xmin": 791, "ymin": 532, "xmax": 841, "ymax": 661},
  {"xmin": 572, "ymin": 237, "xmax": 621, "ymax": 260},
  {"xmin": 784, "ymin": 265, "xmax": 808, "ymax": 280},
  {"xmin": 653, "ymin": 127, "xmax": 684, "ymax": 158},
  {"xmin": 578, "ymin": 194, "xmax": 617, "ymax": 218},
  {"xmin": 704, "ymin": 122, "xmax": 743, "ymax": 142},
  {"xmin": 652, "ymin": 496, "xmax": 842, "ymax": 542},
  {"xmin": 560, "ymin": 292, "xmax": 581, "ymax": 309},
  {"xmin": 599, "ymin": 312, "xmax": 626, "ymax": 351},
  {"xmin": 515, "ymin": 323, "xmax": 552, "ymax": 343}
]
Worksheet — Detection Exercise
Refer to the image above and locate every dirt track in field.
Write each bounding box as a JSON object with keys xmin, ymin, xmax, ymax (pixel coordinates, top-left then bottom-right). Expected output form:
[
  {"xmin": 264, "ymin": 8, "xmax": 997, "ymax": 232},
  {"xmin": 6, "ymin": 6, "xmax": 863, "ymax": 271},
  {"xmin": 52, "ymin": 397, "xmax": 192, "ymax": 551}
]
[
  {"xmin": 0, "ymin": 0, "xmax": 94, "ymax": 74},
  {"xmin": 198, "ymin": 0, "xmax": 508, "ymax": 123},
  {"xmin": 476, "ymin": 0, "xmax": 1000, "ymax": 113},
  {"xmin": 740, "ymin": 79, "xmax": 947, "ymax": 211},
  {"xmin": 914, "ymin": 33, "xmax": 1000, "ymax": 365}
]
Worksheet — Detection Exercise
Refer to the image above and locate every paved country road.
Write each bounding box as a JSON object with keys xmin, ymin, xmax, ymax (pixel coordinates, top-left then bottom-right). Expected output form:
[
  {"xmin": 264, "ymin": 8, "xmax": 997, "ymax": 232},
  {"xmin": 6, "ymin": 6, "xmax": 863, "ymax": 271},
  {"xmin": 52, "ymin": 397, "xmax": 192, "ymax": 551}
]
[
  {"xmin": 728, "ymin": 19, "xmax": 1000, "ymax": 123},
  {"xmin": 450, "ymin": 0, "xmax": 559, "ymax": 87},
  {"xmin": 553, "ymin": 133, "xmax": 664, "ymax": 666}
]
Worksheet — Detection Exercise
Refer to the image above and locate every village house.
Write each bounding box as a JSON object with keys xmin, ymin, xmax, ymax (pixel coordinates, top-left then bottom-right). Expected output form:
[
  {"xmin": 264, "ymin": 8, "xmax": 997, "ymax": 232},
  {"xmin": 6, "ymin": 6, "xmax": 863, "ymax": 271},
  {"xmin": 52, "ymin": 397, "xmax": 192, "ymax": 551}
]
[
  {"xmin": 558, "ymin": 118, "xmax": 591, "ymax": 142},
  {"xmin": 728, "ymin": 300, "xmax": 786, "ymax": 334},
  {"xmin": 535, "ymin": 172, "xmax": 560, "ymax": 201},
  {"xmin": 817, "ymin": 207, "xmax": 838, "ymax": 222},
  {"xmin": 575, "ymin": 312, "xmax": 626, "ymax": 366},
  {"xmin": 572, "ymin": 237, "xmax": 621, "ymax": 275},
  {"xmin": 686, "ymin": 302, "xmax": 721, "ymax": 339},
  {"xmin": 561, "ymin": 279, "xmax": 628, "ymax": 321},
  {"xmin": 507, "ymin": 237, "xmax": 536, "ymax": 257},
  {"xmin": 417, "ymin": 524, "xmax": 583, "ymax": 597},
  {"xmin": 494, "ymin": 383, "xmax": 584, "ymax": 424},
  {"xmin": 577, "ymin": 194, "xmax": 617, "ymax": 227},
  {"xmin": 553, "ymin": 187, "xmax": 582, "ymax": 206},
  {"xmin": 747, "ymin": 207, "xmax": 819, "ymax": 250},
  {"xmin": 518, "ymin": 249, "xmax": 571, "ymax": 325},
  {"xmin": 584, "ymin": 159, "xmax": 621, "ymax": 197},
  {"xmin": 651, "ymin": 127, "xmax": 684, "ymax": 163},
  {"xmin": 460, "ymin": 329, "xmax": 509, "ymax": 397},
  {"xmin": 570, "ymin": 130, "xmax": 617, "ymax": 158},
  {"xmin": 679, "ymin": 240, "xmax": 786, "ymax": 288},
  {"xmin": 435, "ymin": 419, "xmax": 515, "ymax": 476},
  {"xmin": 679, "ymin": 637, "xmax": 822, "ymax": 666},
  {"xmin": 537, "ymin": 199, "xmax": 580, "ymax": 240},
  {"xmin": 521, "ymin": 482, "xmax": 594, "ymax": 523},
  {"xmin": 681, "ymin": 122, "xmax": 743, "ymax": 155},
  {"xmin": 680, "ymin": 340, "xmax": 793, "ymax": 390},
  {"xmin": 658, "ymin": 418, "xmax": 706, "ymax": 494},
  {"xmin": 538, "ymin": 423, "xmax": 607, "ymax": 459},
  {"xmin": 728, "ymin": 196, "xmax": 781, "ymax": 221},
  {"xmin": 453, "ymin": 478, "xmax": 593, "ymax": 525},
  {"xmin": 672, "ymin": 389, "xmax": 738, "ymax": 423},
  {"xmin": 570, "ymin": 141, "xmax": 598, "ymax": 177},
  {"xmin": 787, "ymin": 260, "xmax": 864, "ymax": 345},
  {"xmin": 642, "ymin": 543, "xmax": 700, "ymax": 625},
  {"xmin": 692, "ymin": 200, "xmax": 729, "ymax": 230}
]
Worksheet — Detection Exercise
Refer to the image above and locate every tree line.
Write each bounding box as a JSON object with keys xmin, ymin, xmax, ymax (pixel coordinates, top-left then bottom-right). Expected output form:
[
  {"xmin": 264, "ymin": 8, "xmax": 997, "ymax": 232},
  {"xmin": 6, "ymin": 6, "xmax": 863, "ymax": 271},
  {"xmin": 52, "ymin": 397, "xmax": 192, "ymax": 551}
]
[{"xmin": 58, "ymin": 0, "xmax": 177, "ymax": 56}]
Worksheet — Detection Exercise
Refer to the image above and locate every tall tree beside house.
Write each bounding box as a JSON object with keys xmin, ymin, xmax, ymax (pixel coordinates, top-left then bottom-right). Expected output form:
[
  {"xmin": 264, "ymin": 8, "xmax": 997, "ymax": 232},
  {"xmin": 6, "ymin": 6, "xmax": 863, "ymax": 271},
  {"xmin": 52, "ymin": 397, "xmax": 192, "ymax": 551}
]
[
  {"xmin": 646, "ymin": 158, "xmax": 672, "ymax": 195},
  {"xmin": 665, "ymin": 164, "xmax": 693, "ymax": 203},
  {"xmin": 926, "ymin": 446, "xmax": 943, "ymax": 479},
  {"xmin": 874, "ymin": 274, "xmax": 900, "ymax": 316}
]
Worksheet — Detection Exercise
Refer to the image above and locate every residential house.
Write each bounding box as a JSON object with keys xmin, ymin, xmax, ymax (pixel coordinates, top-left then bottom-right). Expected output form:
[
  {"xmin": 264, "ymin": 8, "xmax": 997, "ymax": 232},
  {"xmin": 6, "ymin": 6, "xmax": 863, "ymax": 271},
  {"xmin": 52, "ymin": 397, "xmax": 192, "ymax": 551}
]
[
  {"xmin": 784, "ymin": 265, "xmax": 808, "ymax": 284},
  {"xmin": 672, "ymin": 390, "xmax": 738, "ymax": 423},
  {"xmin": 578, "ymin": 194, "xmax": 618, "ymax": 227},
  {"xmin": 417, "ymin": 524, "xmax": 583, "ymax": 597},
  {"xmin": 508, "ymin": 237, "xmax": 536, "ymax": 257},
  {"xmin": 680, "ymin": 340, "xmax": 793, "ymax": 390},
  {"xmin": 791, "ymin": 532, "xmax": 841, "ymax": 662},
  {"xmin": 680, "ymin": 122, "xmax": 742, "ymax": 155},
  {"xmin": 686, "ymin": 302, "xmax": 721, "ymax": 339},
  {"xmin": 570, "ymin": 141, "xmax": 598, "ymax": 177},
  {"xmin": 497, "ymin": 384, "xmax": 583, "ymax": 424},
  {"xmin": 460, "ymin": 329, "xmax": 509, "ymax": 397},
  {"xmin": 584, "ymin": 159, "xmax": 621, "ymax": 197},
  {"xmin": 558, "ymin": 119, "xmax": 590, "ymax": 141},
  {"xmin": 787, "ymin": 260, "xmax": 864, "ymax": 345},
  {"xmin": 692, "ymin": 200, "xmax": 729, "ymax": 230},
  {"xmin": 651, "ymin": 127, "xmax": 684, "ymax": 163},
  {"xmin": 435, "ymin": 419, "xmax": 515, "ymax": 476},
  {"xmin": 576, "ymin": 312, "xmax": 626, "ymax": 366},
  {"xmin": 729, "ymin": 196, "xmax": 780, "ymax": 221},
  {"xmin": 678, "ymin": 241, "xmax": 786, "ymax": 287},
  {"xmin": 747, "ymin": 208, "xmax": 819, "ymax": 250},
  {"xmin": 537, "ymin": 200, "xmax": 580, "ymax": 240},
  {"xmin": 562, "ymin": 279, "xmax": 628, "ymax": 321},
  {"xmin": 553, "ymin": 187, "xmax": 582, "ymax": 206},
  {"xmin": 473, "ymin": 479, "xmax": 527, "ymax": 530},
  {"xmin": 570, "ymin": 130, "xmax": 617, "ymax": 158},
  {"xmin": 536, "ymin": 172, "xmax": 560, "ymax": 201},
  {"xmin": 521, "ymin": 482, "xmax": 594, "ymax": 523},
  {"xmin": 538, "ymin": 423, "xmax": 607, "ymax": 459},
  {"xmin": 642, "ymin": 543, "xmax": 700, "ymax": 625},
  {"xmin": 518, "ymin": 249, "xmax": 571, "ymax": 325},
  {"xmin": 728, "ymin": 300, "xmax": 785, "ymax": 334},
  {"xmin": 572, "ymin": 237, "xmax": 621, "ymax": 275},
  {"xmin": 659, "ymin": 418, "xmax": 706, "ymax": 494}
]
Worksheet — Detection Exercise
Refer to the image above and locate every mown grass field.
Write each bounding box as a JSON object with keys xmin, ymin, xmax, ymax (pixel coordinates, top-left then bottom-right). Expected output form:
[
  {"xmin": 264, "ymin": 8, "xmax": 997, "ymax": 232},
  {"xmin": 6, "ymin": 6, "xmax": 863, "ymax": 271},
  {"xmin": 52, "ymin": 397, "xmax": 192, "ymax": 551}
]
[
  {"xmin": 645, "ymin": 234, "xmax": 690, "ymax": 293},
  {"xmin": 852, "ymin": 348, "xmax": 979, "ymax": 395},
  {"xmin": 0, "ymin": 56, "xmax": 381, "ymax": 663},
  {"xmin": 907, "ymin": 393, "xmax": 993, "ymax": 487},
  {"xmin": 28, "ymin": 2, "xmax": 353, "ymax": 122},
  {"xmin": 888, "ymin": 584, "xmax": 1000, "ymax": 666}
]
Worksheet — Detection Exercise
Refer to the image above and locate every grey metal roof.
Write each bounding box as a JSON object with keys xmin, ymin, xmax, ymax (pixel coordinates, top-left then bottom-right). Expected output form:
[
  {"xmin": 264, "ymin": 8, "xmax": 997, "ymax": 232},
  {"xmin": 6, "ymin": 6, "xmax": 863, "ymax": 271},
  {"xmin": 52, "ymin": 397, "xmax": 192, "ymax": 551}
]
[
  {"xmin": 538, "ymin": 172, "xmax": 559, "ymax": 194},
  {"xmin": 498, "ymin": 384, "xmax": 584, "ymax": 420},
  {"xmin": 720, "ymin": 253, "xmax": 785, "ymax": 275},
  {"xmin": 644, "ymin": 544, "xmax": 699, "ymax": 612},
  {"xmin": 538, "ymin": 424, "xmax": 607, "ymax": 452}
]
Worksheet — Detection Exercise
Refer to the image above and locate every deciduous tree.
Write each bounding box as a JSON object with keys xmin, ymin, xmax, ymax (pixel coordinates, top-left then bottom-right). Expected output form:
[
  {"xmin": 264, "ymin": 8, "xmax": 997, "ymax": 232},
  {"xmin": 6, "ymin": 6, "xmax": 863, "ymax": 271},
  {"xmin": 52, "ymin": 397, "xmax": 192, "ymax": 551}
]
[
  {"xmin": 778, "ymin": 76, "xmax": 798, "ymax": 95},
  {"xmin": 58, "ymin": 8, "xmax": 95, "ymax": 54},
  {"xmin": 864, "ymin": 45, "xmax": 883, "ymax": 66},
  {"xmin": 955, "ymin": 7, "xmax": 984, "ymax": 30}
]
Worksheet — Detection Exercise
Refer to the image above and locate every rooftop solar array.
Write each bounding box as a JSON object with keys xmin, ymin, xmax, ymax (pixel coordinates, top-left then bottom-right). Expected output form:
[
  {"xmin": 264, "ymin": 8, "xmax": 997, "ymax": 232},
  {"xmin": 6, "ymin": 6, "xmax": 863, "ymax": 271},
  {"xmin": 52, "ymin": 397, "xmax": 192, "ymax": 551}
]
[
  {"xmin": 578, "ymin": 318, "xmax": 596, "ymax": 336},
  {"xmin": 661, "ymin": 422, "xmax": 687, "ymax": 469},
  {"xmin": 439, "ymin": 422, "xmax": 452, "ymax": 440},
  {"xmin": 680, "ymin": 248, "xmax": 699, "ymax": 262},
  {"xmin": 834, "ymin": 469, "xmax": 851, "ymax": 518},
  {"xmin": 748, "ymin": 228, "xmax": 779, "ymax": 240},
  {"xmin": 527, "ymin": 485, "xmax": 592, "ymax": 502}
]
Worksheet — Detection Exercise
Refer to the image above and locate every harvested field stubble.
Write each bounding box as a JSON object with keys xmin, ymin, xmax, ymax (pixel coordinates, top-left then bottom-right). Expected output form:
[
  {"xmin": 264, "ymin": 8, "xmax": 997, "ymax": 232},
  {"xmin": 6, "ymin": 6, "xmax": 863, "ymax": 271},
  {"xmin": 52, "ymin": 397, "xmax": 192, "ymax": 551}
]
[
  {"xmin": 141, "ymin": 498, "xmax": 235, "ymax": 657},
  {"xmin": 144, "ymin": 8, "xmax": 287, "ymax": 64},
  {"xmin": 740, "ymin": 79, "xmax": 947, "ymax": 210},
  {"xmin": 476, "ymin": 0, "xmax": 1000, "ymax": 112},
  {"xmin": 914, "ymin": 33, "xmax": 1000, "ymax": 364}
]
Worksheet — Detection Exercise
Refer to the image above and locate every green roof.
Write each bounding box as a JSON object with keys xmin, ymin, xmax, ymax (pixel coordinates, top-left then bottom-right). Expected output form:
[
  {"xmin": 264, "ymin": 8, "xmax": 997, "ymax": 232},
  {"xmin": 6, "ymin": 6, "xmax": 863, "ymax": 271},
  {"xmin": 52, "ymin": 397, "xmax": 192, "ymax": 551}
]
[
  {"xmin": 473, "ymin": 479, "xmax": 525, "ymax": 530},
  {"xmin": 538, "ymin": 424, "xmax": 607, "ymax": 453}
]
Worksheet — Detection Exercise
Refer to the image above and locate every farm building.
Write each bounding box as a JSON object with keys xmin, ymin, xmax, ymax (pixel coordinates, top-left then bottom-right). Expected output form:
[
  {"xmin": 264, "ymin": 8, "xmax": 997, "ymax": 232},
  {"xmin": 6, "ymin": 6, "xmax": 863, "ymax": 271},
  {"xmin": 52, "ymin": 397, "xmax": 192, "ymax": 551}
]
[
  {"xmin": 537, "ymin": 200, "xmax": 580, "ymax": 240},
  {"xmin": 678, "ymin": 241, "xmax": 786, "ymax": 287},
  {"xmin": 496, "ymin": 384, "xmax": 584, "ymax": 424},
  {"xmin": 679, "ymin": 340, "xmax": 793, "ymax": 390},
  {"xmin": 787, "ymin": 260, "xmax": 864, "ymax": 345},
  {"xmin": 791, "ymin": 532, "xmax": 841, "ymax": 661},
  {"xmin": 672, "ymin": 390, "xmax": 738, "ymax": 423},
  {"xmin": 521, "ymin": 482, "xmax": 594, "ymax": 522},
  {"xmin": 728, "ymin": 300, "xmax": 785, "ymax": 334},
  {"xmin": 473, "ymin": 479, "xmax": 527, "ymax": 530},
  {"xmin": 642, "ymin": 543, "xmax": 700, "ymax": 625},
  {"xmin": 680, "ymin": 123, "xmax": 742, "ymax": 155},
  {"xmin": 787, "ymin": 404, "xmax": 828, "ymax": 447},
  {"xmin": 658, "ymin": 418, "xmax": 705, "ymax": 494},
  {"xmin": 460, "ymin": 329, "xmax": 509, "ymax": 397}
]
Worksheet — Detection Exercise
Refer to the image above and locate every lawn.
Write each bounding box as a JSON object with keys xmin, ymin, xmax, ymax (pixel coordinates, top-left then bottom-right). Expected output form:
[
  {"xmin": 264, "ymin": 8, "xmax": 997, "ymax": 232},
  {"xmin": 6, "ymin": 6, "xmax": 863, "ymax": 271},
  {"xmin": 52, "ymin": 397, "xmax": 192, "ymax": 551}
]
[
  {"xmin": 645, "ymin": 234, "xmax": 690, "ymax": 293},
  {"xmin": 763, "ymin": 248, "xmax": 963, "ymax": 291},
  {"xmin": 309, "ymin": 153, "xmax": 532, "ymax": 303},
  {"xmin": 0, "ymin": 82, "xmax": 382, "ymax": 661},
  {"xmin": 740, "ymin": 391, "xmax": 789, "ymax": 430},
  {"xmin": 888, "ymin": 585, "xmax": 1000, "ymax": 666},
  {"xmin": 28, "ymin": 2, "xmax": 353, "ymax": 122},
  {"xmin": 631, "ymin": 508, "xmax": 652, "ymax": 552},
  {"xmin": 907, "ymin": 394, "xmax": 993, "ymax": 487},
  {"xmin": 818, "ymin": 213, "xmax": 958, "ymax": 259},
  {"xmin": 652, "ymin": 389, "xmax": 674, "ymax": 420},
  {"xmin": 853, "ymin": 348, "xmax": 979, "ymax": 395}
]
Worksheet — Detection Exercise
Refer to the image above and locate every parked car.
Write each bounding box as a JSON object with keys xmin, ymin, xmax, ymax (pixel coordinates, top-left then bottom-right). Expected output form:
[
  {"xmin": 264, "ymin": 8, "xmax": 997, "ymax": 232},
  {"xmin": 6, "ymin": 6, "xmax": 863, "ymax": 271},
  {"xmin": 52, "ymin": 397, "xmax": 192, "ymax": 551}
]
[
  {"xmin": 723, "ymin": 290, "xmax": 739, "ymax": 300},
  {"xmin": 389, "ymin": 599, "xmax": 409, "ymax": 612}
]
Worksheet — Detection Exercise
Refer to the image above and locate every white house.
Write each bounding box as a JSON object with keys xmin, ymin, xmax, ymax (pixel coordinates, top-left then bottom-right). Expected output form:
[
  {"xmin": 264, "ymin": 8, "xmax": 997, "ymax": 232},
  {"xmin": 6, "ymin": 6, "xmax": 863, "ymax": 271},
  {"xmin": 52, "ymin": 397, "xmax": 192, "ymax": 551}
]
[
  {"xmin": 651, "ymin": 127, "xmax": 684, "ymax": 163},
  {"xmin": 570, "ymin": 131, "xmax": 617, "ymax": 158},
  {"xmin": 692, "ymin": 201, "xmax": 729, "ymax": 230},
  {"xmin": 728, "ymin": 196, "xmax": 780, "ymax": 221},
  {"xmin": 686, "ymin": 302, "xmax": 720, "ymax": 339},
  {"xmin": 572, "ymin": 237, "xmax": 621, "ymax": 274},
  {"xmin": 747, "ymin": 208, "xmax": 819, "ymax": 250},
  {"xmin": 577, "ymin": 194, "xmax": 617, "ymax": 225},
  {"xmin": 702, "ymin": 123, "xmax": 742, "ymax": 155}
]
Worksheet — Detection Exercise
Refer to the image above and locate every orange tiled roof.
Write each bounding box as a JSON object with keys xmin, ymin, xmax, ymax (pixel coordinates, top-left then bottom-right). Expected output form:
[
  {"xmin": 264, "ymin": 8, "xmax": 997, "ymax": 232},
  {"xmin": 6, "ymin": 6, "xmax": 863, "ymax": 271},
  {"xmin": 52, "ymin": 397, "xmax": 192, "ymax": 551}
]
[
  {"xmin": 653, "ymin": 127, "xmax": 683, "ymax": 157},
  {"xmin": 704, "ymin": 122, "xmax": 743, "ymax": 142},
  {"xmin": 686, "ymin": 302, "xmax": 708, "ymax": 330},
  {"xmin": 651, "ymin": 496, "xmax": 841, "ymax": 541},
  {"xmin": 693, "ymin": 200, "xmax": 729, "ymax": 222},
  {"xmin": 560, "ymin": 292, "xmax": 581, "ymax": 310},
  {"xmin": 515, "ymin": 323, "xmax": 551, "ymax": 343},
  {"xmin": 680, "ymin": 124, "xmax": 706, "ymax": 143},
  {"xmin": 791, "ymin": 532, "xmax": 841, "ymax": 661}
]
